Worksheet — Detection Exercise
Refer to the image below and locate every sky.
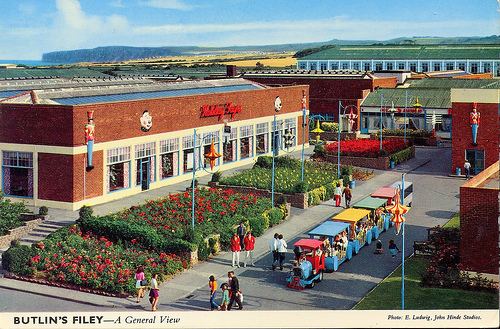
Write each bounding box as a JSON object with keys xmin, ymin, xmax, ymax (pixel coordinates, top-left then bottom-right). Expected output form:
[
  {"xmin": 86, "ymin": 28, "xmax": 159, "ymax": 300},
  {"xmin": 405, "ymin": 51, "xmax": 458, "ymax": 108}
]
[{"xmin": 0, "ymin": 0, "xmax": 498, "ymax": 59}]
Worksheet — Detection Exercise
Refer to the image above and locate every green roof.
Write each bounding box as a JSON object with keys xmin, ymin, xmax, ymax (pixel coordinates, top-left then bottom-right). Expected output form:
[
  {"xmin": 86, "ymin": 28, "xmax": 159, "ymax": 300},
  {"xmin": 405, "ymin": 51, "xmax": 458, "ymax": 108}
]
[
  {"xmin": 352, "ymin": 196, "xmax": 387, "ymax": 210},
  {"xmin": 407, "ymin": 78, "xmax": 500, "ymax": 89},
  {"xmin": 362, "ymin": 88, "xmax": 451, "ymax": 109},
  {"xmin": 299, "ymin": 45, "xmax": 500, "ymax": 61},
  {"xmin": 0, "ymin": 68, "xmax": 112, "ymax": 80}
]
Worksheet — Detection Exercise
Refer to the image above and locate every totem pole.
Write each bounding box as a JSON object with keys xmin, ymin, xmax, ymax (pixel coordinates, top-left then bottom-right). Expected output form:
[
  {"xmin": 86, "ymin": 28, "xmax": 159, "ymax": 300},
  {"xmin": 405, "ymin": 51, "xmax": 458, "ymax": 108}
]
[{"xmin": 470, "ymin": 102, "xmax": 480, "ymax": 145}]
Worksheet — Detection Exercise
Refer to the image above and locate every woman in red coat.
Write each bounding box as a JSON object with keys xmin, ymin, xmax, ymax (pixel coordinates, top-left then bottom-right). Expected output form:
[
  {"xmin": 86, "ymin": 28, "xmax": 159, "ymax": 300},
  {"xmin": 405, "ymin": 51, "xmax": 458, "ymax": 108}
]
[
  {"xmin": 230, "ymin": 233, "xmax": 241, "ymax": 267},
  {"xmin": 243, "ymin": 231, "xmax": 256, "ymax": 267}
]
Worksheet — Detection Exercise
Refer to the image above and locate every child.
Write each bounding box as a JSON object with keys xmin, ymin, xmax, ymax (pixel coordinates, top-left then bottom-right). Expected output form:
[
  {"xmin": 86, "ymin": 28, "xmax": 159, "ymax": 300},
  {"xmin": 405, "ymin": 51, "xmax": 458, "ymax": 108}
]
[
  {"xmin": 388, "ymin": 239, "xmax": 400, "ymax": 258},
  {"xmin": 219, "ymin": 283, "xmax": 230, "ymax": 311},
  {"xmin": 374, "ymin": 239, "xmax": 384, "ymax": 254}
]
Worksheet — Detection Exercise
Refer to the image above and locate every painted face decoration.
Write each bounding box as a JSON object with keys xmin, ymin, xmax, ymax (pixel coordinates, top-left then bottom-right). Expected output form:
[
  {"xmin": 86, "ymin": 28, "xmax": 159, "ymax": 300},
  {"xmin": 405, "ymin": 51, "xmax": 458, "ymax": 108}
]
[
  {"xmin": 140, "ymin": 110, "xmax": 152, "ymax": 132},
  {"xmin": 274, "ymin": 96, "xmax": 282, "ymax": 112}
]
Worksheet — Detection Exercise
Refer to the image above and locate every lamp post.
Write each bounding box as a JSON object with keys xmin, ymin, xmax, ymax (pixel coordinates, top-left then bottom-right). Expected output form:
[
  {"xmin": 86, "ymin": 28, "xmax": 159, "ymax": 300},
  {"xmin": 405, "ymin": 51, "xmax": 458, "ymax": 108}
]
[
  {"xmin": 271, "ymin": 115, "xmax": 277, "ymax": 207},
  {"xmin": 413, "ymin": 97, "xmax": 422, "ymax": 132},
  {"xmin": 301, "ymin": 92, "xmax": 307, "ymax": 182},
  {"xmin": 338, "ymin": 100, "xmax": 342, "ymax": 179},
  {"xmin": 388, "ymin": 101, "xmax": 397, "ymax": 130}
]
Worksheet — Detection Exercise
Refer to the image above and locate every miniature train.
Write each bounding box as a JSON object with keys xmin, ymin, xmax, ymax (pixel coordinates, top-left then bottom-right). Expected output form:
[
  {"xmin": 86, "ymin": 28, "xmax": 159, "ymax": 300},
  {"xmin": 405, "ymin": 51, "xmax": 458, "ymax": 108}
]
[{"xmin": 286, "ymin": 181, "xmax": 412, "ymax": 290}]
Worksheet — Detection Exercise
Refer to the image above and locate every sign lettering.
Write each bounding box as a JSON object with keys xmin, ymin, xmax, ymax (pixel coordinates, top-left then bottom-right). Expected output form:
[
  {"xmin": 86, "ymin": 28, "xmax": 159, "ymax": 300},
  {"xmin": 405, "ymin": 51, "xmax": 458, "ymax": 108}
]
[
  {"xmin": 380, "ymin": 107, "xmax": 423, "ymax": 114},
  {"xmin": 200, "ymin": 102, "xmax": 242, "ymax": 120}
]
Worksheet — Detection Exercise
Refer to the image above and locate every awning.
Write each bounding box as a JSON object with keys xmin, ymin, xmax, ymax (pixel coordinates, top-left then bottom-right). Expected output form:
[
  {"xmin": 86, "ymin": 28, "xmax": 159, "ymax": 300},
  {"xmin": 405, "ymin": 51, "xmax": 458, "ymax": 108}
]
[
  {"xmin": 331, "ymin": 208, "xmax": 371, "ymax": 223},
  {"xmin": 352, "ymin": 196, "xmax": 388, "ymax": 210}
]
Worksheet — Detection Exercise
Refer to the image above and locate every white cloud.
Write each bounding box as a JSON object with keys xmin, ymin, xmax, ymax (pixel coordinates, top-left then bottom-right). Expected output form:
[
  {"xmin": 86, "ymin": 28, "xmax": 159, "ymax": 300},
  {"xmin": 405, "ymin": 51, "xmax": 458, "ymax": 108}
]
[{"xmin": 141, "ymin": 0, "xmax": 192, "ymax": 10}]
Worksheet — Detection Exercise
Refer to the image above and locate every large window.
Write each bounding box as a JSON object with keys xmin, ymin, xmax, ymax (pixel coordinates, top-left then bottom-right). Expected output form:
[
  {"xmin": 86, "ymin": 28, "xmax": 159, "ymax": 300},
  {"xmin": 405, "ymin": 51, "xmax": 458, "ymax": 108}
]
[
  {"xmin": 135, "ymin": 142, "xmax": 156, "ymax": 188},
  {"xmin": 107, "ymin": 147, "xmax": 130, "ymax": 192},
  {"xmin": 446, "ymin": 62, "xmax": 454, "ymax": 70},
  {"xmin": 239, "ymin": 125, "xmax": 254, "ymax": 159},
  {"xmin": 375, "ymin": 63, "xmax": 383, "ymax": 71},
  {"xmin": 409, "ymin": 63, "xmax": 417, "ymax": 72},
  {"xmin": 160, "ymin": 138, "xmax": 179, "ymax": 179},
  {"xmin": 223, "ymin": 127, "xmax": 237, "ymax": 163},
  {"xmin": 398, "ymin": 62, "xmax": 406, "ymax": 70},
  {"xmin": 284, "ymin": 118, "xmax": 297, "ymax": 149},
  {"xmin": 2, "ymin": 151, "xmax": 33, "ymax": 197},
  {"xmin": 341, "ymin": 62, "xmax": 349, "ymax": 70},
  {"xmin": 331, "ymin": 62, "xmax": 339, "ymax": 70},
  {"xmin": 364, "ymin": 62, "xmax": 371, "ymax": 71},
  {"xmin": 421, "ymin": 62, "xmax": 429, "ymax": 72},
  {"xmin": 386, "ymin": 62, "xmax": 394, "ymax": 70},
  {"xmin": 320, "ymin": 62, "xmax": 327, "ymax": 71},
  {"xmin": 352, "ymin": 62, "xmax": 360, "ymax": 70},
  {"xmin": 483, "ymin": 62, "xmax": 491, "ymax": 73},
  {"xmin": 470, "ymin": 62, "xmax": 479, "ymax": 73},
  {"xmin": 256, "ymin": 123, "xmax": 269, "ymax": 155},
  {"xmin": 433, "ymin": 62, "xmax": 441, "ymax": 71},
  {"xmin": 182, "ymin": 134, "xmax": 201, "ymax": 173},
  {"xmin": 458, "ymin": 62, "xmax": 466, "ymax": 71},
  {"xmin": 309, "ymin": 62, "xmax": 317, "ymax": 70},
  {"xmin": 299, "ymin": 62, "xmax": 306, "ymax": 69}
]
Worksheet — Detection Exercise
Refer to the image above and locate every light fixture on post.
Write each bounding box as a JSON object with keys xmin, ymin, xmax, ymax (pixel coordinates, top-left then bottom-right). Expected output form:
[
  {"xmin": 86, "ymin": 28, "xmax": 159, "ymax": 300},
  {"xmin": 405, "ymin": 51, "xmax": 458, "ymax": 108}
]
[
  {"xmin": 379, "ymin": 94, "xmax": 384, "ymax": 151},
  {"xmin": 388, "ymin": 101, "xmax": 397, "ymax": 130},
  {"xmin": 310, "ymin": 120, "xmax": 324, "ymax": 144},
  {"xmin": 386, "ymin": 175, "xmax": 409, "ymax": 310},
  {"xmin": 300, "ymin": 90, "xmax": 307, "ymax": 182}
]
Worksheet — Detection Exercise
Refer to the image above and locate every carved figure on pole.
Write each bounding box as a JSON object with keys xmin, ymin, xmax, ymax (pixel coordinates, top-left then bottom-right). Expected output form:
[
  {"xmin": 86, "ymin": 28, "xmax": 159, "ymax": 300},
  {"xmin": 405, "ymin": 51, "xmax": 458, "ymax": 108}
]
[
  {"xmin": 469, "ymin": 103, "xmax": 480, "ymax": 145},
  {"xmin": 347, "ymin": 108, "xmax": 358, "ymax": 132},
  {"xmin": 84, "ymin": 111, "xmax": 95, "ymax": 170}
]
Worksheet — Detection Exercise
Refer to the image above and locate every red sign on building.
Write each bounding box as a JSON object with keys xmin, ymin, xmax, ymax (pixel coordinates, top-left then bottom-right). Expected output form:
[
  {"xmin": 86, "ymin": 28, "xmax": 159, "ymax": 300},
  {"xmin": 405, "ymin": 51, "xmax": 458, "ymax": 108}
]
[{"xmin": 200, "ymin": 102, "xmax": 242, "ymax": 120}]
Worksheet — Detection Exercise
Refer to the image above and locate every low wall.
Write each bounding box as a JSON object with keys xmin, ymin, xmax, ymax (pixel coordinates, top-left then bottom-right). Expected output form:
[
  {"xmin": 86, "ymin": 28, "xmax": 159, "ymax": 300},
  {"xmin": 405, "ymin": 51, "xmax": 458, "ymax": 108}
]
[
  {"xmin": 0, "ymin": 218, "xmax": 43, "ymax": 249},
  {"xmin": 370, "ymin": 134, "xmax": 437, "ymax": 146},
  {"xmin": 215, "ymin": 184, "xmax": 308, "ymax": 209},
  {"xmin": 324, "ymin": 146, "xmax": 414, "ymax": 170},
  {"xmin": 310, "ymin": 132, "xmax": 357, "ymax": 141}
]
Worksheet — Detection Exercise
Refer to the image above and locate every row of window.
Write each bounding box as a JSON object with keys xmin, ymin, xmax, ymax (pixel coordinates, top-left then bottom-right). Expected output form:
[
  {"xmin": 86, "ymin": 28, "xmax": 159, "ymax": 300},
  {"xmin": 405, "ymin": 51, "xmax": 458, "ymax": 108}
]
[
  {"xmin": 299, "ymin": 61, "xmax": 499, "ymax": 74},
  {"xmin": 1, "ymin": 119, "xmax": 299, "ymax": 197}
]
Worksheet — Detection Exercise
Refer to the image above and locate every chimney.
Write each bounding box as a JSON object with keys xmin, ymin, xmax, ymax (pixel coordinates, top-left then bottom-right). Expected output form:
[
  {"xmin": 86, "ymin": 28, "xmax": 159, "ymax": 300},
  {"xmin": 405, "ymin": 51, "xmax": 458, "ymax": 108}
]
[
  {"xmin": 30, "ymin": 90, "xmax": 39, "ymax": 104},
  {"xmin": 226, "ymin": 65, "xmax": 238, "ymax": 77}
]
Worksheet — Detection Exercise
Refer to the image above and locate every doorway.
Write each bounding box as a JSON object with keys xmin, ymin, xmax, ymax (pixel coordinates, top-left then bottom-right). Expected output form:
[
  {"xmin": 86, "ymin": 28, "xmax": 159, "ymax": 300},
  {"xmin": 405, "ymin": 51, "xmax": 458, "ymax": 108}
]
[
  {"xmin": 465, "ymin": 149, "xmax": 485, "ymax": 175},
  {"xmin": 139, "ymin": 158, "xmax": 150, "ymax": 191}
]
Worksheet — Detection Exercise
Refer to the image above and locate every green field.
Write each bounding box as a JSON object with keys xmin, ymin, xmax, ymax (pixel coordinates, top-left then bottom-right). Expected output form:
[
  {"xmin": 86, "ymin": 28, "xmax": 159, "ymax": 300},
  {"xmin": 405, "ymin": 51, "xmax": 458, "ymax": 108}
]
[{"xmin": 354, "ymin": 257, "xmax": 498, "ymax": 310}]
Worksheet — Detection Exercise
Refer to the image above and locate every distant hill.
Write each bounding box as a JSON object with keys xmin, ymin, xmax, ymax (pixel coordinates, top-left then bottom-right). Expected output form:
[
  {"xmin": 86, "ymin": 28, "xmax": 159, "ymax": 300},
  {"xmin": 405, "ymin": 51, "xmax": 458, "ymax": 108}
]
[{"xmin": 42, "ymin": 35, "xmax": 500, "ymax": 63}]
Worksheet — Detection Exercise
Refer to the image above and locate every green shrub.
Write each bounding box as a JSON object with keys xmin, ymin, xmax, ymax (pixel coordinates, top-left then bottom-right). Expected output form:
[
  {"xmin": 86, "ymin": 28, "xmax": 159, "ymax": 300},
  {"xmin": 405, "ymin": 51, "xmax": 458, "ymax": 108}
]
[
  {"xmin": 293, "ymin": 181, "xmax": 309, "ymax": 193},
  {"xmin": 390, "ymin": 147, "xmax": 414, "ymax": 165},
  {"xmin": 38, "ymin": 206, "xmax": 49, "ymax": 216},
  {"xmin": 211, "ymin": 171, "xmax": 222, "ymax": 182},
  {"xmin": 248, "ymin": 214, "xmax": 269, "ymax": 237},
  {"xmin": 313, "ymin": 143, "xmax": 326, "ymax": 157},
  {"xmin": 254, "ymin": 156, "xmax": 273, "ymax": 169},
  {"xmin": 2, "ymin": 244, "xmax": 33, "ymax": 276},
  {"xmin": 320, "ymin": 122, "xmax": 339, "ymax": 132},
  {"xmin": 343, "ymin": 175, "xmax": 350, "ymax": 187},
  {"xmin": 308, "ymin": 186, "xmax": 327, "ymax": 206},
  {"xmin": 0, "ymin": 195, "xmax": 29, "ymax": 235},
  {"xmin": 78, "ymin": 206, "xmax": 93, "ymax": 223},
  {"xmin": 197, "ymin": 241, "xmax": 211, "ymax": 261},
  {"xmin": 265, "ymin": 208, "xmax": 284, "ymax": 227},
  {"xmin": 341, "ymin": 165, "xmax": 353, "ymax": 176}
]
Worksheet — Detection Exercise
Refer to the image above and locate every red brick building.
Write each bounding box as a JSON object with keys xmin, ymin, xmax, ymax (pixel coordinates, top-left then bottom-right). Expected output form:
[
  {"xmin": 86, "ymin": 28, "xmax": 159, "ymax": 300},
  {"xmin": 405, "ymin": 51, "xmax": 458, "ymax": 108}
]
[
  {"xmin": 241, "ymin": 70, "xmax": 397, "ymax": 131},
  {"xmin": 0, "ymin": 79, "xmax": 309, "ymax": 210},
  {"xmin": 459, "ymin": 161, "xmax": 499, "ymax": 277},
  {"xmin": 451, "ymin": 88, "xmax": 500, "ymax": 175}
]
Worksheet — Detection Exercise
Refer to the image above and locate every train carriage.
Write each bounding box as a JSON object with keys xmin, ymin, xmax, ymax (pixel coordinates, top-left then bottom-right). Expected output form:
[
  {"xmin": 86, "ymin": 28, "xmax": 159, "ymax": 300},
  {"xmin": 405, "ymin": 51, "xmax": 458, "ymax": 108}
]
[
  {"xmin": 307, "ymin": 221, "xmax": 354, "ymax": 272},
  {"xmin": 352, "ymin": 196, "xmax": 390, "ymax": 239},
  {"xmin": 331, "ymin": 208, "xmax": 372, "ymax": 254},
  {"xmin": 286, "ymin": 239, "xmax": 325, "ymax": 289}
]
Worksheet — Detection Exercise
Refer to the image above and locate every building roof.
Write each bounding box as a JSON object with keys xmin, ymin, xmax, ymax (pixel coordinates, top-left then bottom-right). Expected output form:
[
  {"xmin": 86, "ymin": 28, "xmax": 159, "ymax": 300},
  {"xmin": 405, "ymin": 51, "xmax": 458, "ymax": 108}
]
[
  {"xmin": 362, "ymin": 88, "xmax": 451, "ymax": 109},
  {"xmin": 242, "ymin": 69, "xmax": 375, "ymax": 79},
  {"xmin": 0, "ymin": 79, "xmax": 264, "ymax": 105},
  {"xmin": 406, "ymin": 78, "xmax": 500, "ymax": 90},
  {"xmin": 352, "ymin": 196, "xmax": 388, "ymax": 210},
  {"xmin": 298, "ymin": 45, "xmax": 500, "ymax": 61},
  {"xmin": 0, "ymin": 68, "xmax": 113, "ymax": 80},
  {"xmin": 308, "ymin": 221, "xmax": 350, "ymax": 237},
  {"xmin": 331, "ymin": 208, "xmax": 371, "ymax": 222}
]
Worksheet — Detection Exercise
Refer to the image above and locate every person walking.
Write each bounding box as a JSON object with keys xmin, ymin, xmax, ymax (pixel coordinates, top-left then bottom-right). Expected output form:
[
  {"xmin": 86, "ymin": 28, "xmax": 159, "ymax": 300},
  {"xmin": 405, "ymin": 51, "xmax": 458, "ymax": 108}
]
[
  {"xmin": 374, "ymin": 239, "xmax": 384, "ymax": 254},
  {"xmin": 269, "ymin": 233, "xmax": 279, "ymax": 270},
  {"xmin": 149, "ymin": 273, "xmax": 160, "ymax": 311},
  {"xmin": 230, "ymin": 232, "xmax": 241, "ymax": 267},
  {"xmin": 388, "ymin": 239, "xmax": 400, "ymax": 258},
  {"xmin": 208, "ymin": 275, "xmax": 220, "ymax": 311},
  {"xmin": 237, "ymin": 222, "xmax": 246, "ymax": 250},
  {"xmin": 334, "ymin": 182, "xmax": 342, "ymax": 207},
  {"xmin": 227, "ymin": 271, "xmax": 243, "ymax": 310},
  {"xmin": 243, "ymin": 231, "xmax": 256, "ymax": 267},
  {"xmin": 135, "ymin": 266, "xmax": 146, "ymax": 303},
  {"xmin": 219, "ymin": 283, "xmax": 230, "ymax": 311},
  {"xmin": 277, "ymin": 234, "xmax": 287, "ymax": 270},
  {"xmin": 342, "ymin": 185, "xmax": 352, "ymax": 208},
  {"xmin": 464, "ymin": 159, "xmax": 471, "ymax": 179}
]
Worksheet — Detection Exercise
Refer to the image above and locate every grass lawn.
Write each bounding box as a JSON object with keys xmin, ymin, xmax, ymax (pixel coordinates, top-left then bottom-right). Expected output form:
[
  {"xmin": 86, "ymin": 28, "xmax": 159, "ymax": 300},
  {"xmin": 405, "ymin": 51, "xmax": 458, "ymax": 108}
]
[
  {"xmin": 443, "ymin": 212, "xmax": 460, "ymax": 229},
  {"xmin": 354, "ymin": 257, "xmax": 499, "ymax": 310}
]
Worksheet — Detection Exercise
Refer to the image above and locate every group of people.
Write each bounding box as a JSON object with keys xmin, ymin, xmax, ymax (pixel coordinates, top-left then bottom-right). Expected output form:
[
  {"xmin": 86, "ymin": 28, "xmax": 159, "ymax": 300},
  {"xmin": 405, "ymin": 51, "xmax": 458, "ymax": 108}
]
[
  {"xmin": 334, "ymin": 183, "xmax": 352, "ymax": 208},
  {"xmin": 269, "ymin": 233, "xmax": 288, "ymax": 270},
  {"xmin": 374, "ymin": 239, "xmax": 400, "ymax": 258},
  {"xmin": 230, "ymin": 222, "xmax": 256, "ymax": 267},
  {"xmin": 134, "ymin": 266, "xmax": 160, "ymax": 312},
  {"xmin": 209, "ymin": 271, "xmax": 243, "ymax": 311}
]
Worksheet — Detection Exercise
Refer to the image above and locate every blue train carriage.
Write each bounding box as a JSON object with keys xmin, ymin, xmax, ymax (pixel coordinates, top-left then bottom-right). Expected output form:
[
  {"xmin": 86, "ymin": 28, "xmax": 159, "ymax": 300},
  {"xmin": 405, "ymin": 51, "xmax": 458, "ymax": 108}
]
[
  {"xmin": 286, "ymin": 239, "xmax": 326, "ymax": 290},
  {"xmin": 352, "ymin": 196, "xmax": 391, "ymax": 239},
  {"xmin": 331, "ymin": 208, "xmax": 373, "ymax": 255},
  {"xmin": 390, "ymin": 180, "xmax": 413, "ymax": 207},
  {"xmin": 307, "ymin": 221, "xmax": 354, "ymax": 272}
]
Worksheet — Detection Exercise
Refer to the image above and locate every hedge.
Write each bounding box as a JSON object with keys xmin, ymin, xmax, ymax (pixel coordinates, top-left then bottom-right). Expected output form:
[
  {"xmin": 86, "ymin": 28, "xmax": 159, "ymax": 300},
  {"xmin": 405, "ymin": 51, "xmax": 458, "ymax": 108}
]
[
  {"xmin": 390, "ymin": 147, "xmax": 414, "ymax": 165},
  {"xmin": 0, "ymin": 193, "xmax": 30, "ymax": 236},
  {"xmin": 2, "ymin": 243, "xmax": 34, "ymax": 276}
]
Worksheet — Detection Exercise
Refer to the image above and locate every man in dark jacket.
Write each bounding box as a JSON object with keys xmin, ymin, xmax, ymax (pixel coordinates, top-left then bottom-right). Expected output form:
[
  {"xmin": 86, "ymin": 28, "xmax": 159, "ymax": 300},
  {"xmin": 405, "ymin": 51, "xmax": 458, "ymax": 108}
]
[
  {"xmin": 227, "ymin": 271, "xmax": 243, "ymax": 310},
  {"xmin": 237, "ymin": 222, "xmax": 246, "ymax": 250}
]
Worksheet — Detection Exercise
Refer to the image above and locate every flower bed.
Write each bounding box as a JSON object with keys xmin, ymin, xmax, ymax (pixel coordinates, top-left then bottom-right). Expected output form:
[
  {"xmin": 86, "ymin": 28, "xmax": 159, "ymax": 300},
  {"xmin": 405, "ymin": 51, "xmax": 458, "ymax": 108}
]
[
  {"xmin": 2, "ymin": 226, "xmax": 185, "ymax": 296},
  {"xmin": 325, "ymin": 139, "xmax": 408, "ymax": 158},
  {"xmin": 219, "ymin": 156, "xmax": 339, "ymax": 194}
]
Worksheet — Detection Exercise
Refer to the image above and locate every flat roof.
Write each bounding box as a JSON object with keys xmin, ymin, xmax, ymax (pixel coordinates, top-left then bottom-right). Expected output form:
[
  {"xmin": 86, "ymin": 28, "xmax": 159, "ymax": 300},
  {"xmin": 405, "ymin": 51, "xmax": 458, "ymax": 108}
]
[
  {"xmin": 294, "ymin": 238, "xmax": 324, "ymax": 249},
  {"xmin": 407, "ymin": 78, "xmax": 500, "ymax": 90},
  {"xmin": 308, "ymin": 221, "xmax": 350, "ymax": 237},
  {"xmin": 371, "ymin": 187, "xmax": 397, "ymax": 199},
  {"xmin": 362, "ymin": 88, "xmax": 450, "ymax": 108},
  {"xmin": 0, "ymin": 68, "xmax": 113, "ymax": 80},
  {"xmin": 352, "ymin": 196, "xmax": 387, "ymax": 210},
  {"xmin": 331, "ymin": 208, "xmax": 371, "ymax": 222},
  {"xmin": 298, "ymin": 44, "xmax": 500, "ymax": 61},
  {"xmin": 242, "ymin": 69, "xmax": 375, "ymax": 79}
]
